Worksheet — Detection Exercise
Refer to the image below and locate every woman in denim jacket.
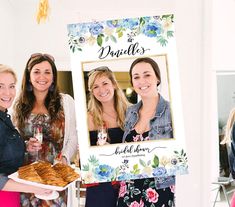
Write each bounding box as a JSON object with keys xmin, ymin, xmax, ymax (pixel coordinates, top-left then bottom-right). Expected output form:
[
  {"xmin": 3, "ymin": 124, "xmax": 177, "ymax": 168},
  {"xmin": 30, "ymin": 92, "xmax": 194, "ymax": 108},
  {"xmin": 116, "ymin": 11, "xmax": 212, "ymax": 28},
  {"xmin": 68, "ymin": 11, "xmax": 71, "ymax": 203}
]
[
  {"xmin": 0, "ymin": 65, "xmax": 51, "ymax": 207},
  {"xmin": 117, "ymin": 57, "xmax": 175, "ymax": 207}
]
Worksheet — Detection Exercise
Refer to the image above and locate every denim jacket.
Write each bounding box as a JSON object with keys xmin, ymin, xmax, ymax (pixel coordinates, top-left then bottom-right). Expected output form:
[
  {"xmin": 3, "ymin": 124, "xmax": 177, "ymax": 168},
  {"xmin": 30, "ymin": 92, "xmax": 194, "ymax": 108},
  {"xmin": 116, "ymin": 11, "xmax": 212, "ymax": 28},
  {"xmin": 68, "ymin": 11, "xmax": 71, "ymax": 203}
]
[
  {"xmin": 122, "ymin": 94, "xmax": 175, "ymax": 189},
  {"xmin": 123, "ymin": 94, "xmax": 173, "ymax": 142},
  {"xmin": 0, "ymin": 110, "xmax": 25, "ymax": 189}
]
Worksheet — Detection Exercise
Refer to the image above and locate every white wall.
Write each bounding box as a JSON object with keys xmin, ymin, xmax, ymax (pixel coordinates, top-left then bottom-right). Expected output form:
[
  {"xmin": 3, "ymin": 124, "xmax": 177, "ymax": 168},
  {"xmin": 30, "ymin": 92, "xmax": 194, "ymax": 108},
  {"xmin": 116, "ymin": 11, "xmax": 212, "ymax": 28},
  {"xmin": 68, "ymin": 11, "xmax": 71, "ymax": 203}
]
[
  {"xmin": 212, "ymin": 0, "xmax": 235, "ymax": 71},
  {"xmin": 0, "ymin": 0, "xmax": 213, "ymax": 206},
  {"xmin": 0, "ymin": 0, "xmax": 16, "ymax": 66}
]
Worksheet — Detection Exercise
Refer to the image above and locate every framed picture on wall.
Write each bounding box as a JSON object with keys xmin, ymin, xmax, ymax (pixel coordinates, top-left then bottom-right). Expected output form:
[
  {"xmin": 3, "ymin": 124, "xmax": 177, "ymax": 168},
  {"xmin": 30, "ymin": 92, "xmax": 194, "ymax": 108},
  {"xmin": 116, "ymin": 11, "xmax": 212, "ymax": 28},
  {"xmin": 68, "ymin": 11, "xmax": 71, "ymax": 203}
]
[{"xmin": 67, "ymin": 14, "xmax": 188, "ymax": 184}]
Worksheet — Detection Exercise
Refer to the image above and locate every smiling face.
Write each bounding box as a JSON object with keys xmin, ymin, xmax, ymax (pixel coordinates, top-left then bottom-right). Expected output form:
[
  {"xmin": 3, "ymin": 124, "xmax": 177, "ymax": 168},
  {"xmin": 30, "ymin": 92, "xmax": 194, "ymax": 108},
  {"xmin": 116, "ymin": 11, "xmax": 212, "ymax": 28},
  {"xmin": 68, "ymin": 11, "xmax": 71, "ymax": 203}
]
[
  {"xmin": 0, "ymin": 72, "xmax": 16, "ymax": 110},
  {"xmin": 91, "ymin": 75, "xmax": 115, "ymax": 104},
  {"xmin": 30, "ymin": 61, "xmax": 53, "ymax": 93},
  {"xmin": 131, "ymin": 62, "xmax": 159, "ymax": 98}
]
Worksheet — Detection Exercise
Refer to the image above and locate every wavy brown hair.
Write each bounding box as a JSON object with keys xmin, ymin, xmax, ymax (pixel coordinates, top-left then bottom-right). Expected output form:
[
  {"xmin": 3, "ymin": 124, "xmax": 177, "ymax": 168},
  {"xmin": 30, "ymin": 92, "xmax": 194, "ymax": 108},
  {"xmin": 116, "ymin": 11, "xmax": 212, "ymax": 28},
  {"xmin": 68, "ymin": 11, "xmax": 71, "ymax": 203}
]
[
  {"xmin": 13, "ymin": 54, "xmax": 62, "ymax": 137},
  {"xmin": 88, "ymin": 66, "xmax": 130, "ymax": 129},
  {"xmin": 129, "ymin": 57, "xmax": 161, "ymax": 86}
]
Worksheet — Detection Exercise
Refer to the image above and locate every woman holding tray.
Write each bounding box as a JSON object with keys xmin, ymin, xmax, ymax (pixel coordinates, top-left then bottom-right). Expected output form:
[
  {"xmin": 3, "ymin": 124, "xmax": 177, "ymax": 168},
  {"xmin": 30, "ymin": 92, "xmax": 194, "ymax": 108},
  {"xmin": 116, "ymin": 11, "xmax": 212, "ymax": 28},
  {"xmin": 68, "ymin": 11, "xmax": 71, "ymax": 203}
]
[
  {"xmin": 117, "ymin": 57, "xmax": 175, "ymax": 207},
  {"xmin": 13, "ymin": 53, "xmax": 78, "ymax": 206},
  {"xmin": 85, "ymin": 66, "xmax": 130, "ymax": 207},
  {"xmin": 0, "ymin": 64, "xmax": 52, "ymax": 207}
]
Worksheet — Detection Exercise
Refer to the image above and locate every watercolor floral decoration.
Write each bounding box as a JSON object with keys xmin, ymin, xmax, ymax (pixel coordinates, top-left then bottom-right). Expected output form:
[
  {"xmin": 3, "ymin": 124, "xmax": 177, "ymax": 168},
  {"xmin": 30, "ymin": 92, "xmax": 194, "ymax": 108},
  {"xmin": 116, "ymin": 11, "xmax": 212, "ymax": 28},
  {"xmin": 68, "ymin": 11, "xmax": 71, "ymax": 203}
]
[
  {"xmin": 82, "ymin": 149, "xmax": 188, "ymax": 183},
  {"xmin": 67, "ymin": 14, "xmax": 174, "ymax": 52}
]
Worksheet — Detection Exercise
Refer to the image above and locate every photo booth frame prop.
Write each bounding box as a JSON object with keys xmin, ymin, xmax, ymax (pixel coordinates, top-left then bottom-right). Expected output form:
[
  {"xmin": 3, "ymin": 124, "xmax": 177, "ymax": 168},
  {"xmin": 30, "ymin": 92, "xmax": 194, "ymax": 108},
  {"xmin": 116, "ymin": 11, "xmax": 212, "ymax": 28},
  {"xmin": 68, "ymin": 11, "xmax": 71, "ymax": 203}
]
[{"xmin": 67, "ymin": 14, "xmax": 188, "ymax": 184}]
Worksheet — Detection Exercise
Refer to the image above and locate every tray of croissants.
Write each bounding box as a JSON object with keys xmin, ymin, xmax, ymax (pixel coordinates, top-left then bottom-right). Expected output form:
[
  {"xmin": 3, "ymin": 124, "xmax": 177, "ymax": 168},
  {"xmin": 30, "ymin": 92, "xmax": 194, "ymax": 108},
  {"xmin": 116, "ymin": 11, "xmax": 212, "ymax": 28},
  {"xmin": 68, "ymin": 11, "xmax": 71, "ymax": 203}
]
[{"xmin": 8, "ymin": 161, "xmax": 80, "ymax": 191}]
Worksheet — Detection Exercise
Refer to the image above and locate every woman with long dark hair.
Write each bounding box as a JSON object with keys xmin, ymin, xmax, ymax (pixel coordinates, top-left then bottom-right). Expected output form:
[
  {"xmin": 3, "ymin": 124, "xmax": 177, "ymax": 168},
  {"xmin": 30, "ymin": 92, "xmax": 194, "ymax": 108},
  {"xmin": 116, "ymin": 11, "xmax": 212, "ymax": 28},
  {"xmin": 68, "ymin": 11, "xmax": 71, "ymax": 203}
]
[{"xmin": 14, "ymin": 53, "xmax": 78, "ymax": 206}]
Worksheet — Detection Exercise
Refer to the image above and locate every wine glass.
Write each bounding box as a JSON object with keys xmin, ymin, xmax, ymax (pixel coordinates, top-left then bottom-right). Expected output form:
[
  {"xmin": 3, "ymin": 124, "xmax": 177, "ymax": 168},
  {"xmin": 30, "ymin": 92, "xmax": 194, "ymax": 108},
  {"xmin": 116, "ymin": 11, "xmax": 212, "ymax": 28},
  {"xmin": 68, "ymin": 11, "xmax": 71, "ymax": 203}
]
[
  {"xmin": 33, "ymin": 126, "xmax": 43, "ymax": 161},
  {"xmin": 97, "ymin": 126, "xmax": 109, "ymax": 145}
]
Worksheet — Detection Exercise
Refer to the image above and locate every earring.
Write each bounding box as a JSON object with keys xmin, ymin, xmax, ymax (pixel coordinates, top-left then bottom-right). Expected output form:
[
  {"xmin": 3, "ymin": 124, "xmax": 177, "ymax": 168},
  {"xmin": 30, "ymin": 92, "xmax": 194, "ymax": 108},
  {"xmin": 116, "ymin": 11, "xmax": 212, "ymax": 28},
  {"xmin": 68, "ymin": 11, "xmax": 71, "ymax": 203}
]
[{"xmin": 49, "ymin": 83, "xmax": 54, "ymax": 92}]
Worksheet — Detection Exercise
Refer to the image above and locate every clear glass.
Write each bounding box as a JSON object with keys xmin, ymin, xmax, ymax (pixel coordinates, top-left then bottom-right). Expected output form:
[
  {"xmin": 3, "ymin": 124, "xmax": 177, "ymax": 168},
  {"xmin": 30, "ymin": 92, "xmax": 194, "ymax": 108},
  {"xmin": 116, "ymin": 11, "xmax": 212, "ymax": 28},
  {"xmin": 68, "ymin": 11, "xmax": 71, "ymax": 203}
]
[{"xmin": 33, "ymin": 126, "xmax": 43, "ymax": 161}]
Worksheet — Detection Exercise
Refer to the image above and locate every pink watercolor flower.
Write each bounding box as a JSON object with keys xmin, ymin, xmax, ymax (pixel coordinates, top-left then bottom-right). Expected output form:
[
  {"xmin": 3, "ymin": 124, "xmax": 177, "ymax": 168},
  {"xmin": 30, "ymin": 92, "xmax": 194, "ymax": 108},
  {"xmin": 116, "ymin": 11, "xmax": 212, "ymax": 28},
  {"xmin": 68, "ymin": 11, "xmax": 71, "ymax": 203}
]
[
  {"xmin": 133, "ymin": 135, "xmax": 141, "ymax": 142},
  {"xmin": 146, "ymin": 188, "xmax": 159, "ymax": 203},
  {"xmin": 118, "ymin": 182, "xmax": 127, "ymax": 197},
  {"xmin": 170, "ymin": 185, "xmax": 175, "ymax": 193},
  {"xmin": 129, "ymin": 200, "xmax": 144, "ymax": 207}
]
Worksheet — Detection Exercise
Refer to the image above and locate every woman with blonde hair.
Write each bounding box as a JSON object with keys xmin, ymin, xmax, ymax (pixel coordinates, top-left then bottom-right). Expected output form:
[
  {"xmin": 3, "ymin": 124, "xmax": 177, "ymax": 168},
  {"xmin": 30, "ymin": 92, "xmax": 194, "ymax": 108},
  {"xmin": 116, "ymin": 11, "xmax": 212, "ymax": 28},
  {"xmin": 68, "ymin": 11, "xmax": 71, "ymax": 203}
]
[
  {"xmin": 87, "ymin": 66, "xmax": 129, "ymax": 135},
  {"xmin": 0, "ymin": 64, "xmax": 51, "ymax": 207},
  {"xmin": 85, "ymin": 66, "xmax": 130, "ymax": 206}
]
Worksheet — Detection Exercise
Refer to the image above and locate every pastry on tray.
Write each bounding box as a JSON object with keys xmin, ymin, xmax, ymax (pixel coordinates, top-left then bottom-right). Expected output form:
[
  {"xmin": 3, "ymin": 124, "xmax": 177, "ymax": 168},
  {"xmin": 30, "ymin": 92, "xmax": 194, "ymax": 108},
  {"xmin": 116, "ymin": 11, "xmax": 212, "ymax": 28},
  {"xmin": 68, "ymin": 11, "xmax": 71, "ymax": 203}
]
[
  {"xmin": 53, "ymin": 163, "xmax": 80, "ymax": 182},
  {"xmin": 18, "ymin": 164, "xmax": 43, "ymax": 183},
  {"xmin": 17, "ymin": 161, "xmax": 79, "ymax": 187}
]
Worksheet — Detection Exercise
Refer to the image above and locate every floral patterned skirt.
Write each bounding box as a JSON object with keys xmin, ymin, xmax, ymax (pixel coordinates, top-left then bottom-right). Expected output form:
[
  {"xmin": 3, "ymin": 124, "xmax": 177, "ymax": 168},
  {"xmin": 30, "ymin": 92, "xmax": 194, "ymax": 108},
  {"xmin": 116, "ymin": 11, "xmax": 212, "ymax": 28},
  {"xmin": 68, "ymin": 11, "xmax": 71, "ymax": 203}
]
[
  {"xmin": 117, "ymin": 178, "xmax": 175, "ymax": 207},
  {"xmin": 20, "ymin": 190, "xmax": 67, "ymax": 207}
]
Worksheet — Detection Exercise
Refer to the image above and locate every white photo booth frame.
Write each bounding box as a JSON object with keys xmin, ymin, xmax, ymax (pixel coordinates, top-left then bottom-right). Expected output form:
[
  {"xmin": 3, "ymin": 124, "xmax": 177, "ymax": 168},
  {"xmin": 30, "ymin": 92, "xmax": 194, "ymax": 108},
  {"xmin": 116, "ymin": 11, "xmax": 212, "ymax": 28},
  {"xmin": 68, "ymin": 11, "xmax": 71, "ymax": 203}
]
[{"xmin": 67, "ymin": 14, "xmax": 188, "ymax": 183}]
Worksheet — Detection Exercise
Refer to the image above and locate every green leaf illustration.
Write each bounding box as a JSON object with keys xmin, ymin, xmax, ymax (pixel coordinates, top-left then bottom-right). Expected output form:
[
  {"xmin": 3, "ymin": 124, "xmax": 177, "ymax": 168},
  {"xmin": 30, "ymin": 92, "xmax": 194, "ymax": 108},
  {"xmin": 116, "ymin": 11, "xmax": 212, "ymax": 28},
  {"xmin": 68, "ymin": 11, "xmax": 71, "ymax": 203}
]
[
  {"xmin": 162, "ymin": 14, "xmax": 173, "ymax": 19},
  {"xmin": 152, "ymin": 155, "xmax": 159, "ymax": 168},
  {"xmin": 139, "ymin": 159, "xmax": 146, "ymax": 167},
  {"xmin": 110, "ymin": 35, "xmax": 117, "ymax": 43},
  {"xmin": 97, "ymin": 34, "xmax": 103, "ymax": 46},
  {"xmin": 131, "ymin": 164, "xmax": 140, "ymax": 174},
  {"xmin": 117, "ymin": 31, "xmax": 123, "ymax": 38},
  {"xmin": 167, "ymin": 31, "xmax": 174, "ymax": 38},
  {"xmin": 139, "ymin": 17, "xmax": 145, "ymax": 26},
  {"xmin": 105, "ymin": 36, "xmax": 109, "ymax": 42},
  {"xmin": 82, "ymin": 164, "xmax": 89, "ymax": 171},
  {"xmin": 116, "ymin": 27, "xmax": 122, "ymax": 33},
  {"xmin": 157, "ymin": 36, "xmax": 168, "ymax": 47},
  {"xmin": 88, "ymin": 155, "xmax": 99, "ymax": 166}
]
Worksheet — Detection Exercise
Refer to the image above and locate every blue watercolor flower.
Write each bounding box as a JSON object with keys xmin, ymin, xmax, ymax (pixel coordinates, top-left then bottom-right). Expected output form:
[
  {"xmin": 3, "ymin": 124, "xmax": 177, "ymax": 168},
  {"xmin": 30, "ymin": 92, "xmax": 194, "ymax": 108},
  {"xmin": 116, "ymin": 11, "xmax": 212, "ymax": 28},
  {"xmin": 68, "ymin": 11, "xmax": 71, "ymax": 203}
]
[
  {"xmin": 167, "ymin": 167, "xmax": 177, "ymax": 175},
  {"xmin": 94, "ymin": 164, "xmax": 114, "ymax": 181},
  {"xmin": 142, "ymin": 22, "xmax": 161, "ymax": 37},
  {"xmin": 136, "ymin": 173, "xmax": 149, "ymax": 179},
  {"xmin": 167, "ymin": 165, "xmax": 188, "ymax": 176},
  {"xmin": 121, "ymin": 18, "xmax": 139, "ymax": 30},
  {"xmin": 178, "ymin": 166, "xmax": 188, "ymax": 174},
  {"xmin": 68, "ymin": 24, "xmax": 89, "ymax": 37},
  {"xmin": 106, "ymin": 20, "xmax": 120, "ymax": 28},
  {"xmin": 153, "ymin": 167, "xmax": 167, "ymax": 177},
  {"xmin": 117, "ymin": 173, "xmax": 133, "ymax": 181},
  {"xmin": 67, "ymin": 24, "xmax": 80, "ymax": 36},
  {"xmin": 89, "ymin": 23, "xmax": 104, "ymax": 36},
  {"xmin": 78, "ymin": 24, "xmax": 89, "ymax": 34}
]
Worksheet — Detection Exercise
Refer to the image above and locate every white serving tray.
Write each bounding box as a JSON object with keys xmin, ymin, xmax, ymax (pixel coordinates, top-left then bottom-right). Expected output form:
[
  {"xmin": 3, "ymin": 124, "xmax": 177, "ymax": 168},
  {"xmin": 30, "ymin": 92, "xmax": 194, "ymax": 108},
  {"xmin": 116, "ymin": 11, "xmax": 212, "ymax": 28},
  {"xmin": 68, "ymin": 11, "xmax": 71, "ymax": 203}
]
[{"xmin": 9, "ymin": 168, "xmax": 81, "ymax": 191}]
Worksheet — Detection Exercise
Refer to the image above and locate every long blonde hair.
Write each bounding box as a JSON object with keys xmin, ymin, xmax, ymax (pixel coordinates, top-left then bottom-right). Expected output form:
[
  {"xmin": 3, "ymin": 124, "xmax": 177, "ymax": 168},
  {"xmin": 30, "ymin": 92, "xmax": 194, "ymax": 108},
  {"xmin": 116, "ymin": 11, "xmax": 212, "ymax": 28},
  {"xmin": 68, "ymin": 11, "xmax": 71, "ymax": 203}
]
[
  {"xmin": 221, "ymin": 108, "xmax": 235, "ymax": 144},
  {"xmin": 0, "ymin": 64, "xmax": 17, "ymax": 82},
  {"xmin": 87, "ymin": 67, "xmax": 130, "ymax": 129}
]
